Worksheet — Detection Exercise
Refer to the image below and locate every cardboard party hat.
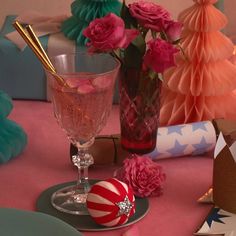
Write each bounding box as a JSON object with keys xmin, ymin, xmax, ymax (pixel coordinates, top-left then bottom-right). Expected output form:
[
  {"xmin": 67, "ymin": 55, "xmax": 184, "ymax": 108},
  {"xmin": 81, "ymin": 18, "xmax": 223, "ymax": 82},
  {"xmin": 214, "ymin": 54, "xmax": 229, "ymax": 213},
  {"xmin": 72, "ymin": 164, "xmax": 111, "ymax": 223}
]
[{"xmin": 213, "ymin": 132, "xmax": 236, "ymax": 213}]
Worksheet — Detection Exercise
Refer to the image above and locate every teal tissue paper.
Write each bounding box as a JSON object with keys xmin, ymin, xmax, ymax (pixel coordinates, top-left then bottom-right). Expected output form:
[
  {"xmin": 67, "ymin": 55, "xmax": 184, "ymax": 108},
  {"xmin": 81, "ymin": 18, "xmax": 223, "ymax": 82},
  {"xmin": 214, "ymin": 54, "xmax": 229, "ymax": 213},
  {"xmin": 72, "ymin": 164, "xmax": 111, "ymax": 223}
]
[
  {"xmin": 62, "ymin": 0, "xmax": 122, "ymax": 46},
  {"xmin": 214, "ymin": 0, "xmax": 224, "ymax": 12},
  {"xmin": 0, "ymin": 90, "xmax": 13, "ymax": 118},
  {"xmin": 0, "ymin": 91, "xmax": 27, "ymax": 163}
]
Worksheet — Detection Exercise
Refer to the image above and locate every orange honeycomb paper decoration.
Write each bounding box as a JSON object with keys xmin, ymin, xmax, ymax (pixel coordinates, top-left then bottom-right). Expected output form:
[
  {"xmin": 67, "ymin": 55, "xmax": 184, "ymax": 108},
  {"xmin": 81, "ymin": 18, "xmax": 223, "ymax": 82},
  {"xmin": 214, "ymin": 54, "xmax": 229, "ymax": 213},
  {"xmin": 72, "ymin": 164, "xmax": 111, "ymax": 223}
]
[{"xmin": 160, "ymin": 0, "xmax": 236, "ymax": 126}]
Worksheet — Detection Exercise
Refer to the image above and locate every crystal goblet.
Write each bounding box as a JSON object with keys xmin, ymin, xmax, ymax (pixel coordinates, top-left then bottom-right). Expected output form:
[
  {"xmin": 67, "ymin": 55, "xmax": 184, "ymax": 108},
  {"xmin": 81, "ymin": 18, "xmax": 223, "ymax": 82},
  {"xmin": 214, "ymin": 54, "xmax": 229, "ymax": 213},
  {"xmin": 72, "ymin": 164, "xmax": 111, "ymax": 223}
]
[{"xmin": 47, "ymin": 52, "xmax": 120, "ymax": 215}]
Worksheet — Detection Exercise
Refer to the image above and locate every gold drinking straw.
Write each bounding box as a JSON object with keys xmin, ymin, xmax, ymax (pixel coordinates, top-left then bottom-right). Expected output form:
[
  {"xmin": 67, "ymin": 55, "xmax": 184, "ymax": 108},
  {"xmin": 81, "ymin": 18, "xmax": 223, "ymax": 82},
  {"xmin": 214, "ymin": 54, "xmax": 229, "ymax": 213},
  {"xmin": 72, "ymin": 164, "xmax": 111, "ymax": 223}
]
[
  {"xmin": 25, "ymin": 25, "xmax": 54, "ymax": 69},
  {"xmin": 12, "ymin": 21, "xmax": 67, "ymax": 87},
  {"xmin": 13, "ymin": 21, "xmax": 54, "ymax": 71},
  {"xmin": 24, "ymin": 24, "xmax": 67, "ymax": 87}
]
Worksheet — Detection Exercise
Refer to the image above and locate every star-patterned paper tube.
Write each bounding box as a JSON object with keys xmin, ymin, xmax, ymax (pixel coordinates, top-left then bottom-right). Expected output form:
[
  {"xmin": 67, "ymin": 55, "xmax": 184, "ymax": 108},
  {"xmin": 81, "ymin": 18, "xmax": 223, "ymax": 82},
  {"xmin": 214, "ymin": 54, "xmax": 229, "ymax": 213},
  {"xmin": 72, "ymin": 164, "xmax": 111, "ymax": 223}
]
[
  {"xmin": 149, "ymin": 121, "xmax": 216, "ymax": 160},
  {"xmin": 70, "ymin": 121, "xmax": 217, "ymax": 164}
]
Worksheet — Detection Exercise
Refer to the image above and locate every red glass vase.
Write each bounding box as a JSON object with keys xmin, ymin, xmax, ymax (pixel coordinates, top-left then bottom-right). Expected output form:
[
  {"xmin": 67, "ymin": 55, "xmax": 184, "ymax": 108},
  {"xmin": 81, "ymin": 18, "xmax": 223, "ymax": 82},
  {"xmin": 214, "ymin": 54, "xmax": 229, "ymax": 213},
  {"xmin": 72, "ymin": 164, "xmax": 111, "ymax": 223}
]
[{"xmin": 119, "ymin": 68, "xmax": 161, "ymax": 154}]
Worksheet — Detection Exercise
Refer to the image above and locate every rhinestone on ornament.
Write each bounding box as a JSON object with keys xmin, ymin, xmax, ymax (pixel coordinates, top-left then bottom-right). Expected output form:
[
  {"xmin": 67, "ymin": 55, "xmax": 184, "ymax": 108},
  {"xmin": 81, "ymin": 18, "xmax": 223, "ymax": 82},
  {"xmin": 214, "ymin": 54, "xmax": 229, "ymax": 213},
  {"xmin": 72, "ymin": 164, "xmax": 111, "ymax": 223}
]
[{"xmin": 116, "ymin": 195, "xmax": 134, "ymax": 217}]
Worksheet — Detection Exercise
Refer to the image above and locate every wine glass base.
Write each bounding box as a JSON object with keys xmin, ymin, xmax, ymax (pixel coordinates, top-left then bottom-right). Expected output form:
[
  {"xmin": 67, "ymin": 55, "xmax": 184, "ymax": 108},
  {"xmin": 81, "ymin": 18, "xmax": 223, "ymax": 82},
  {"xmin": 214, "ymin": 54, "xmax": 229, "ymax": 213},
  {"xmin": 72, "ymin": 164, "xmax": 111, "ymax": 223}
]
[{"xmin": 51, "ymin": 185, "xmax": 89, "ymax": 215}]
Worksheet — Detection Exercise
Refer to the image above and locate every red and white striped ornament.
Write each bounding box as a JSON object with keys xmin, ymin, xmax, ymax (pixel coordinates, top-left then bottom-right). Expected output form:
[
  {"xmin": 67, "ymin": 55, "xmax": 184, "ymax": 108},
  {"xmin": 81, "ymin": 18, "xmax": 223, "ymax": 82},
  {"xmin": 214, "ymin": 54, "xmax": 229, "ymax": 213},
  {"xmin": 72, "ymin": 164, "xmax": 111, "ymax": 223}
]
[{"xmin": 87, "ymin": 178, "xmax": 135, "ymax": 227}]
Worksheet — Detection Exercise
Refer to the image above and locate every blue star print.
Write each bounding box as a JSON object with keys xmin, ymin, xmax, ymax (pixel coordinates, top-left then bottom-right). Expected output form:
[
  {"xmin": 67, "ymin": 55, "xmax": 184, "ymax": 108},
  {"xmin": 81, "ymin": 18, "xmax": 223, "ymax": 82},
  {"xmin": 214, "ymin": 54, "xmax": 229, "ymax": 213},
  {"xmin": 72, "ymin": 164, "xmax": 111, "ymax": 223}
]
[
  {"xmin": 192, "ymin": 122, "xmax": 208, "ymax": 132},
  {"xmin": 167, "ymin": 125, "xmax": 184, "ymax": 135},
  {"xmin": 148, "ymin": 148, "xmax": 164, "ymax": 159},
  {"xmin": 192, "ymin": 136, "xmax": 213, "ymax": 155},
  {"xmin": 167, "ymin": 140, "xmax": 188, "ymax": 156},
  {"xmin": 206, "ymin": 208, "xmax": 229, "ymax": 227}
]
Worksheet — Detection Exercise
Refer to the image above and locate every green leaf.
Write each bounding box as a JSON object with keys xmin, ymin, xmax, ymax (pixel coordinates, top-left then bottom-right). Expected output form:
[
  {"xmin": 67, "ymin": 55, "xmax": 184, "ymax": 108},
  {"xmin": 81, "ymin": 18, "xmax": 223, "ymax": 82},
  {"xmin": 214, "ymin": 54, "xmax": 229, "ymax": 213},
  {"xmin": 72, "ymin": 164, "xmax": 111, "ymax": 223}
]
[
  {"xmin": 151, "ymin": 30, "xmax": 157, "ymax": 39},
  {"xmin": 131, "ymin": 33, "xmax": 146, "ymax": 56},
  {"xmin": 121, "ymin": 0, "xmax": 137, "ymax": 28},
  {"xmin": 172, "ymin": 38, "xmax": 181, "ymax": 45},
  {"xmin": 121, "ymin": 0, "xmax": 126, "ymax": 19},
  {"xmin": 160, "ymin": 31, "xmax": 168, "ymax": 41},
  {"xmin": 148, "ymin": 70, "xmax": 158, "ymax": 80},
  {"xmin": 124, "ymin": 43, "xmax": 143, "ymax": 69}
]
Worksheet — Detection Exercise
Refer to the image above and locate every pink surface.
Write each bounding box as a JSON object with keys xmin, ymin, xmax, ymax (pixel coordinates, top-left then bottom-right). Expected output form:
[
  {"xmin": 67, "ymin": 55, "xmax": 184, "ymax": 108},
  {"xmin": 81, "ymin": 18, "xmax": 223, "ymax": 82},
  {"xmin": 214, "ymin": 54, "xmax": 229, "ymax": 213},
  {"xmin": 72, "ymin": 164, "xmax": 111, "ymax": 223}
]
[{"xmin": 1, "ymin": 100, "xmax": 213, "ymax": 236}]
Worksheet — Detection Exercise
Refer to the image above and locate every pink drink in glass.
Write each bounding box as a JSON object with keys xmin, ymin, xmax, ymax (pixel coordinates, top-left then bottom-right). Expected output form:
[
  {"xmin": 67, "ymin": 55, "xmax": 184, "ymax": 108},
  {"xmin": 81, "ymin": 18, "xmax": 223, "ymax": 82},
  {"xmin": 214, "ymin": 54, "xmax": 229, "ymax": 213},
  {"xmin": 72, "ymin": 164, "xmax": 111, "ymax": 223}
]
[{"xmin": 50, "ymin": 73, "xmax": 115, "ymax": 145}]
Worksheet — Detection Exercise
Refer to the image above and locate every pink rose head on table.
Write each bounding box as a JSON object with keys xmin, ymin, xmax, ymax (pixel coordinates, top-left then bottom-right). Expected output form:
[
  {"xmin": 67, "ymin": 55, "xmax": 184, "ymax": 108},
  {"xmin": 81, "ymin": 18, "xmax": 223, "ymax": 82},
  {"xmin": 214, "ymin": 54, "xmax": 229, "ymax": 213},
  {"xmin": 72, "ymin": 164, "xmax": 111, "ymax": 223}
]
[
  {"xmin": 83, "ymin": 0, "xmax": 182, "ymax": 78},
  {"xmin": 114, "ymin": 155, "xmax": 166, "ymax": 198}
]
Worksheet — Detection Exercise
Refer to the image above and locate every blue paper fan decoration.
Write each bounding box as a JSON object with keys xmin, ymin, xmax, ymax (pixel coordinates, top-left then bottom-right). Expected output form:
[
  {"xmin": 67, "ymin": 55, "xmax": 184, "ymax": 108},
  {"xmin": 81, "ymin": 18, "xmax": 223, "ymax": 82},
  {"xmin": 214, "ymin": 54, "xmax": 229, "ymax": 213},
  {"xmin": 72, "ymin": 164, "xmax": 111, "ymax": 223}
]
[
  {"xmin": 0, "ymin": 91, "xmax": 27, "ymax": 163},
  {"xmin": 62, "ymin": 0, "xmax": 122, "ymax": 46}
]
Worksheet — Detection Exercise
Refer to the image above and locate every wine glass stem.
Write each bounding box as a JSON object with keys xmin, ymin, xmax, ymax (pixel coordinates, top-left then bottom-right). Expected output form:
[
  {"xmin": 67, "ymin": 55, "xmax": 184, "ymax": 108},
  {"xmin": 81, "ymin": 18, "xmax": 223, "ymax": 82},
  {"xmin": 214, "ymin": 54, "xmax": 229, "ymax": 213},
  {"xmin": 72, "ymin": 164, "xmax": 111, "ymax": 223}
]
[
  {"xmin": 72, "ymin": 147, "xmax": 94, "ymax": 196},
  {"xmin": 76, "ymin": 166, "xmax": 89, "ymax": 193}
]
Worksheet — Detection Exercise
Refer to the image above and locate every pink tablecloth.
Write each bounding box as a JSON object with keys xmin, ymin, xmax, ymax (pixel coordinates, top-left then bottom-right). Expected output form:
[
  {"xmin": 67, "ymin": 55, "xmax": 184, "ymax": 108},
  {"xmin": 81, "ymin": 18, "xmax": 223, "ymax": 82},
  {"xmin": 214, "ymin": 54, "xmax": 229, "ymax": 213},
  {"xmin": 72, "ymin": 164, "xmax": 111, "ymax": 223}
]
[{"xmin": 1, "ymin": 100, "xmax": 213, "ymax": 236}]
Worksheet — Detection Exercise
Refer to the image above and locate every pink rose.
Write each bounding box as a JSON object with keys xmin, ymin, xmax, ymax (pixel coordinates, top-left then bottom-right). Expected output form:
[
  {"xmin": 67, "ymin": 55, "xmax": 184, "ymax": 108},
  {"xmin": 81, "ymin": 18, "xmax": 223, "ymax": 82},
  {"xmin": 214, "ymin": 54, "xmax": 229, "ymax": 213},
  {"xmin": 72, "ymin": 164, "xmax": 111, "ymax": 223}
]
[
  {"xmin": 83, "ymin": 13, "xmax": 139, "ymax": 52},
  {"xmin": 129, "ymin": 1, "xmax": 171, "ymax": 32},
  {"xmin": 143, "ymin": 38, "xmax": 179, "ymax": 73},
  {"xmin": 114, "ymin": 155, "xmax": 166, "ymax": 198},
  {"xmin": 165, "ymin": 20, "xmax": 183, "ymax": 42}
]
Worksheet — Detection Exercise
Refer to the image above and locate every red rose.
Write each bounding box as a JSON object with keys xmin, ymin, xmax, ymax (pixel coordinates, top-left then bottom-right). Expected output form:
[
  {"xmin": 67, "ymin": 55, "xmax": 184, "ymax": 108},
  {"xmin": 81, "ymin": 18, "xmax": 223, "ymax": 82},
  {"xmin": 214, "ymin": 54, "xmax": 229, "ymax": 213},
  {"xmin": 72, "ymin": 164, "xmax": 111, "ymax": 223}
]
[
  {"xmin": 143, "ymin": 38, "xmax": 179, "ymax": 73},
  {"xmin": 83, "ymin": 13, "xmax": 139, "ymax": 52},
  {"xmin": 129, "ymin": 1, "xmax": 171, "ymax": 32},
  {"xmin": 165, "ymin": 20, "xmax": 183, "ymax": 42}
]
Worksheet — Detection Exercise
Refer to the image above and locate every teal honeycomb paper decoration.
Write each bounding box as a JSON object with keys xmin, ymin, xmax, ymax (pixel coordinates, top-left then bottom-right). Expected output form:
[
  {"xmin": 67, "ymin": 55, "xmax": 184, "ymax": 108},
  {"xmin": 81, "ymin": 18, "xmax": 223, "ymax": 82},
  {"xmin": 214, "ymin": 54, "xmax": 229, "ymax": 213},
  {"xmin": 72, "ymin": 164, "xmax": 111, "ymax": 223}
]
[
  {"xmin": 214, "ymin": 0, "xmax": 224, "ymax": 12},
  {"xmin": 0, "ymin": 90, "xmax": 27, "ymax": 163},
  {"xmin": 62, "ymin": 0, "xmax": 122, "ymax": 46}
]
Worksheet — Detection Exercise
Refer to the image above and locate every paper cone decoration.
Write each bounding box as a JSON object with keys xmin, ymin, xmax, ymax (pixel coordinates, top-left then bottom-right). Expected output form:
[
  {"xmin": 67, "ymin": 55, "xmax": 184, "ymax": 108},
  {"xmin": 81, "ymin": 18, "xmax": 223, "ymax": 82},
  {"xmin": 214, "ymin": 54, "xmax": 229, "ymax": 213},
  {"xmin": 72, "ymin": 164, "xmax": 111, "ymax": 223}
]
[
  {"xmin": 213, "ymin": 132, "xmax": 236, "ymax": 214},
  {"xmin": 161, "ymin": 88, "xmax": 236, "ymax": 125},
  {"xmin": 160, "ymin": 0, "xmax": 236, "ymax": 126}
]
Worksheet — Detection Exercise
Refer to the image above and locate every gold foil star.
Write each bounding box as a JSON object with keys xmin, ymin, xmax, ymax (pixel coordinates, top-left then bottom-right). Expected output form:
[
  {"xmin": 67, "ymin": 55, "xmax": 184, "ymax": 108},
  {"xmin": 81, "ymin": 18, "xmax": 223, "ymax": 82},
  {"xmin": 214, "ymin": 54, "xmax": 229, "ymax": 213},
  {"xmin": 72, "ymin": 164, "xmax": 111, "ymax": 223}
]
[{"xmin": 198, "ymin": 188, "xmax": 213, "ymax": 203}]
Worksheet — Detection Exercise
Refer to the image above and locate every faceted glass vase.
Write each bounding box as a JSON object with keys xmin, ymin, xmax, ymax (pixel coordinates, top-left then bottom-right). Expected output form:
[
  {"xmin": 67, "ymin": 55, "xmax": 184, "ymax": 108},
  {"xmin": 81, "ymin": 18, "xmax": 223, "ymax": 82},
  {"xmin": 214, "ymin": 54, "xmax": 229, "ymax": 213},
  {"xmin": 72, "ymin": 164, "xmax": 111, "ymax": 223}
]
[{"xmin": 119, "ymin": 68, "xmax": 161, "ymax": 154}]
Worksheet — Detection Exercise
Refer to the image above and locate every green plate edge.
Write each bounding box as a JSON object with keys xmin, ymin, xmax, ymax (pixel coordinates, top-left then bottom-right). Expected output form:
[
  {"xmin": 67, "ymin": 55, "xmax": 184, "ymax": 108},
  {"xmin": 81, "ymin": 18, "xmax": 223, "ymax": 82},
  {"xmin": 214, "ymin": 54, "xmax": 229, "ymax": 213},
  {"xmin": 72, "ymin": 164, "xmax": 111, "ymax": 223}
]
[{"xmin": 0, "ymin": 208, "xmax": 83, "ymax": 236}]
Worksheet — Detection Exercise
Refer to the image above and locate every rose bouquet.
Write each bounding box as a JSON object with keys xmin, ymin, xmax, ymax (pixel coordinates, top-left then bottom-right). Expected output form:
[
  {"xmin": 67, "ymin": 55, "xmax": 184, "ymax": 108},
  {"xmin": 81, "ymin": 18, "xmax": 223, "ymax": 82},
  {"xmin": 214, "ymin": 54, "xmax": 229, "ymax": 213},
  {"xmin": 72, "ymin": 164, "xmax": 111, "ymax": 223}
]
[
  {"xmin": 83, "ymin": 1, "xmax": 182, "ymax": 75},
  {"xmin": 83, "ymin": 1, "xmax": 182, "ymax": 154}
]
